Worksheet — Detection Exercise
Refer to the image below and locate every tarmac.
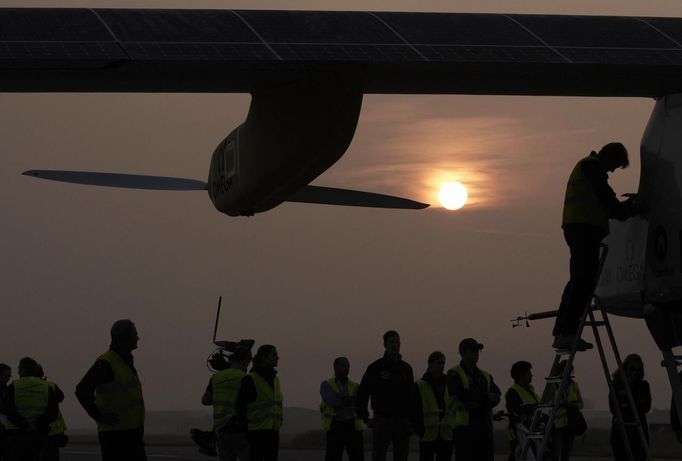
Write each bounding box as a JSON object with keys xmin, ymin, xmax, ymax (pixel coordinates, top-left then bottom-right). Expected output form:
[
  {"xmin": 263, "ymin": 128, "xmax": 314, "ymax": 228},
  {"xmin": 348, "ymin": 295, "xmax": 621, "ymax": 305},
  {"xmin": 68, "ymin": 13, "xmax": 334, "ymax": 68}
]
[{"xmin": 61, "ymin": 446, "xmax": 672, "ymax": 461}]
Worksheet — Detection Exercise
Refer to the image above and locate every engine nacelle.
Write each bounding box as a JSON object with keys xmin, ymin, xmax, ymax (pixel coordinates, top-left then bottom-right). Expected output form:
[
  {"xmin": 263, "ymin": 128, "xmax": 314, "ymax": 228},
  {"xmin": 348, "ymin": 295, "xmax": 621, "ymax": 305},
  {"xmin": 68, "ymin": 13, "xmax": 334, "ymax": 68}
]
[{"xmin": 207, "ymin": 71, "xmax": 364, "ymax": 216}]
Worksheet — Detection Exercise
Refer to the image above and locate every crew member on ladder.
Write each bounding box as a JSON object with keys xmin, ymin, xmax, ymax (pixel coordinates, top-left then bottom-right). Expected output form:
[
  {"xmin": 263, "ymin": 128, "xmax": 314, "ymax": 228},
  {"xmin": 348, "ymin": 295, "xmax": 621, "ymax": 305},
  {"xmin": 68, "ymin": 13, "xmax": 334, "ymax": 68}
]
[
  {"xmin": 447, "ymin": 338, "xmax": 501, "ymax": 461},
  {"xmin": 75, "ymin": 320, "xmax": 146, "ymax": 461},
  {"xmin": 415, "ymin": 351, "xmax": 453, "ymax": 461},
  {"xmin": 3, "ymin": 357, "xmax": 57, "ymax": 461},
  {"xmin": 554, "ymin": 142, "xmax": 635, "ymax": 351},
  {"xmin": 319, "ymin": 357, "xmax": 364, "ymax": 461},
  {"xmin": 505, "ymin": 361, "xmax": 539, "ymax": 461},
  {"xmin": 236, "ymin": 345, "xmax": 282, "ymax": 461},
  {"xmin": 202, "ymin": 345, "xmax": 252, "ymax": 461}
]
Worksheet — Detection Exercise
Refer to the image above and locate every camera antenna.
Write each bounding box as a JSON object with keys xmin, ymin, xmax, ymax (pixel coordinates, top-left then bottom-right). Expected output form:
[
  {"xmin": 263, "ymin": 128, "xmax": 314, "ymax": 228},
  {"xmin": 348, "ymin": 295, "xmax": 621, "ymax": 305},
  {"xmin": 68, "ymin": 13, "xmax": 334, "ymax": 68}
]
[{"xmin": 212, "ymin": 296, "xmax": 222, "ymax": 345}]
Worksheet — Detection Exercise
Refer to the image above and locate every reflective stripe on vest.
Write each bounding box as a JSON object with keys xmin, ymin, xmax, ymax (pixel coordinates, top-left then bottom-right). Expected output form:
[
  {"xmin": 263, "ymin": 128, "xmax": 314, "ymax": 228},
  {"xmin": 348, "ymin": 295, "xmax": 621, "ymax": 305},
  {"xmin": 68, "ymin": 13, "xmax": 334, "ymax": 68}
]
[
  {"xmin": 247, "ymin": 372, "xmax": 283, "ymax": 431},
  {"xmin": 562, "ymin": 155, "xmax": 609, "ymax": 231},
  {"xmin": 507, "ymin": 384, "xmax": 539, "ymax": 440},
  {"xmin": 416, "ymin": 379, "xmax": 453, "ymax": 442},
  {"xmin": 47, "ymin": 381, "xmax": 66, "ymax": 436},
  {"xmin": 94, "ymin": 350, "xmax": 145, "ymax": 432},
  {"xmin": 4, "ymin": 377, "xmax": 49, "ymax": 430},
  {"xmin": 554, "ymin": 381, "xmax": 579, "ymax": 429},
  {"xmin": 212, "ymin": 368, "xmax": 246, "ymax": 430},
  {"xmin": 448, "ymin": 365, "xmax": 492, "ymax": 428},
  {"xmin": 319, "ymin": 378, "xmax": 363, "ymax": 432}
]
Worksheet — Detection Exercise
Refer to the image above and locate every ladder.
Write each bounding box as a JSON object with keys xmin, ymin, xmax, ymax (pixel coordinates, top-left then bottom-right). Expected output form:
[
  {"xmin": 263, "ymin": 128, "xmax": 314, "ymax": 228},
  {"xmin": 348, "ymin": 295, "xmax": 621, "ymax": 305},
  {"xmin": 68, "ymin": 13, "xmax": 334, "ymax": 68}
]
[{"xmin": 520, "ymin": 245, "xmax": 651, "ymax": 461}]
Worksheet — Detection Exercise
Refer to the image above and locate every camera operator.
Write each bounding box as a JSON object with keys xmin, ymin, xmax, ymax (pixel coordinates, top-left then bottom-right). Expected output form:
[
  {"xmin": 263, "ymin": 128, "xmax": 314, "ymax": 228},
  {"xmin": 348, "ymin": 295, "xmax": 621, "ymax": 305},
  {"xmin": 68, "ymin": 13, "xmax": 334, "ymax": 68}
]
[{"xmin": 202, "ymin": 344, "xmax": 253, "ymax": 461}]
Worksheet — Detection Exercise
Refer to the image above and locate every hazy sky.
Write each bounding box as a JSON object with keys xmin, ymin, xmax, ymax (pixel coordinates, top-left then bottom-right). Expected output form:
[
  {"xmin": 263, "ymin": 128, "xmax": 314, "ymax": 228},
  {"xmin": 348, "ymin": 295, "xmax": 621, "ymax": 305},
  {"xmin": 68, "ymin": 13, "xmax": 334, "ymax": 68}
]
[{"xmin": 1, "ymin": 0, "xmax": 682, "ymax": 430}]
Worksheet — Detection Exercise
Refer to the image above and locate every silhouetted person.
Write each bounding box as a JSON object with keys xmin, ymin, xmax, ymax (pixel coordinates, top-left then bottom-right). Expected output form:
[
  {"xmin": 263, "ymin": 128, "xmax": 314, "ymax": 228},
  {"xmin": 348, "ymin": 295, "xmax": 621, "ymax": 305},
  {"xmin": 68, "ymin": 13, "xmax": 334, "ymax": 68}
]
[
  {"xmin": 414, "ymin": 351, "xmax": 453, "ymax": 461},
  {"xmin": 357, "ymin": 330, "xmax": 414, "ymax": 461},
  {"xmin": 0, "ymin": 363, "xmax": 11, "ymax": 461},
  {"xmin": 504, "ymin": 361, "xmax": 538, "ymax": 461},
  {"xmin": 609, "ymin": 354, "xmax": 650, "ymax": 461},
  {"xmin": 34, "ymin": 365, "xmax": 67, "ymax": 461},
  {"xmin": 447, "ymin": 338, "xmax": 500, "ymax": 461},
  {"xmin": 235, "ymin": 345, "xmax": 282, "ymax": 461},
  {"xmin": 75, "ymin": 319, "xmax": 146, "ymax": 461},
  {"xmin": 672, "ymin": 370, "xmax": 682, "ymax": 444},
  {"xmin": 320, "ymin": 357, "xmax": 364, "ymax": 461},
  {"xmin": 202, "ymin": 346, "xmax": 252, "ymax": 461},
  {"xmin": 554, "ymin": 143, "xmax": 635, "ymax": 351},
  {"xmin": 670, "ymin": 371, "xmax": 682, "ymax": 443},
  {"xmin": 549, "ymin": 362, "xmax": 582, "ymax": 461},
  {"xmin": 3, "ymin": 357, "xmax": 57, "ymax": 461}
]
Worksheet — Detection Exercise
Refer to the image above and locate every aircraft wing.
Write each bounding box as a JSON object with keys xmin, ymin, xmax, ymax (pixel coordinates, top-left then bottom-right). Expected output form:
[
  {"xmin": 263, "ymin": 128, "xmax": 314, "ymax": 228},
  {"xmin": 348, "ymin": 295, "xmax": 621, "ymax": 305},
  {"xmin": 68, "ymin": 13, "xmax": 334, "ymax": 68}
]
[{"xmin": 3, "ymin": 9, "xmax": 682, "ymax": 96}]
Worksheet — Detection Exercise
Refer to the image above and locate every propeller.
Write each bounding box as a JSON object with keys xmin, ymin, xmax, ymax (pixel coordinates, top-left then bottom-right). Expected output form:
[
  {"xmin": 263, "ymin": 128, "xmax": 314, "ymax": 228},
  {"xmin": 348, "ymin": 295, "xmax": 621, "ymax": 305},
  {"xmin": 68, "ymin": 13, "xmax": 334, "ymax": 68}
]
[{"xmin": 22, "ymin": 170, "xmax": 207, "ymax": 191}]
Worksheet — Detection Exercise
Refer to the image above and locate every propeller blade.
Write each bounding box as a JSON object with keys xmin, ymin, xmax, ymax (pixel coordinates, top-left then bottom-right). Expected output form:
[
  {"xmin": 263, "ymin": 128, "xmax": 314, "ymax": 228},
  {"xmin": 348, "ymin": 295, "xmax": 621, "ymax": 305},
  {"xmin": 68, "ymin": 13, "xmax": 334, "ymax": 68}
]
[
  {"xmin": 287, "ymin": 185, "xmax": 429, "ymax": 210},
  {"xmin": 22, "ymin": 170, "xmax": 207, "ymax": 191}
]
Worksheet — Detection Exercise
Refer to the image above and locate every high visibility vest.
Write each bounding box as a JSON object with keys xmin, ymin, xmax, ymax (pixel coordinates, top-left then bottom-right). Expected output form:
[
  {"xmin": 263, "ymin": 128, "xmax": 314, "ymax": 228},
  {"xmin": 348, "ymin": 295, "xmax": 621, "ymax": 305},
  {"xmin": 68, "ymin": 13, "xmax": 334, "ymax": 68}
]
[
  {"xmin": 562, "ymin": 155, "xmax": 609, "ymax": 232},
  {"xmin": 94, "ymin": 351, "xmax": 145, "ymax": 433},
  {"xmin": 47, "ymin": 381, "xmax": 67, "ymax": 436},
  {"xmin": 448, "ymin": 365, "xmax": 492, "ymax": 428},
  {"xmin": 319, "ymin": 378, "xmax": 363, "ymax": 432},
  {"xmin": 4, "ymin": 377, "xmax": 49, "ymax": 430},
  {"xmin": 247, "ymin": 372, "xmax": 283, "ymax": 431},
  {"xmin": 416, "ymin": 379, "xmax": 454, "ymax": 442},
  {"xmin": 554, "ymin": 381, "xmax": 579, "ymax": 429},
  {"xmin": 506, "ymin": 384, "xmax": 539, "ymax": 440},
  {"xmin": 212, "ymin": 368, "xmax": 246, "ymax": 430}
]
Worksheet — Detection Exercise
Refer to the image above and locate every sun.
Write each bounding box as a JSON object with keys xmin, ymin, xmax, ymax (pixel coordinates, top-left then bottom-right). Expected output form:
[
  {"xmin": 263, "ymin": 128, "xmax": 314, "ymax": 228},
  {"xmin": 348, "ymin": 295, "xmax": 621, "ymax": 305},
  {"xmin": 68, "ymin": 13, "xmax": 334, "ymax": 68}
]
[{"xmin": 439, "ymin": 181, "xmax": 468, "ymax": 210}]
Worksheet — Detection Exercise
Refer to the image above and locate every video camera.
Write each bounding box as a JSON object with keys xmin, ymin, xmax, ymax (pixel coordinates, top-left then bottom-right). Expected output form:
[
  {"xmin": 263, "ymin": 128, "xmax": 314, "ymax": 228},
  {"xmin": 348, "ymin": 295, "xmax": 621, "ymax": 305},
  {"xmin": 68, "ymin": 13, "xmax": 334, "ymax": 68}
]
[{"xmin": 207, "ymin": 296, "xmax": 255, "ymax": 372}]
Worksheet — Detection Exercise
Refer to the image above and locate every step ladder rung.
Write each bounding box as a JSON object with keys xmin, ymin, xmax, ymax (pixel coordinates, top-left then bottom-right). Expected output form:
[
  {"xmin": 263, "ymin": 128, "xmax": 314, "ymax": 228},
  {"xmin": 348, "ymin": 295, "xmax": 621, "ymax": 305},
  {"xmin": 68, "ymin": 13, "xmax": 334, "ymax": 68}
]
[
  {"xmin": 545, "ymin": 377, "xmax": 564, "ymax": 384},
  {"xmin": 535, "ymin": 404, "xmax": 554, "ymax": 412},
  {"xmin": 526, "ymin": 432, "xmax": 546, "ymax": 440},
  {"xmin": 584, "ymin": 320, "xmax": 607, "ymax": 326}
]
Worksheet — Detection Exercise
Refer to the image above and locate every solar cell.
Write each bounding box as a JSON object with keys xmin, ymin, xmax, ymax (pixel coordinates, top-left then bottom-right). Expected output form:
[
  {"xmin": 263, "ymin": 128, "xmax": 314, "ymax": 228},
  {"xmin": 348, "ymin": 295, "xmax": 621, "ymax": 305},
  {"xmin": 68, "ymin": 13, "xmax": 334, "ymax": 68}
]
[
  {"xmin": 97, "ymin": 9, "xmax": 257, "ymax": 43},
  {"xmin": 378, "ymin": 12, "xmax": 542, "ymax": 46},
  {"xmin": 123, "ymin": 43, "xmax": 277, "ymax": 61},
  {"xmin": 0, "ymin": 42, "xmax": 125, "ymax": 63},
  {"xmin": 513, "ymin": 15, "xmax": 676, "ymax": 48},
  {"xmin": 416, "ymin": 45, "xmax": 563, "ymax": 63},
  {"xmin": 271, "ymin": 43, "xmax": 419, "ymax": 62},
  {"xmin": 642, "ymin": 18, "xmax": 682, "ymax": 47},
  {"xmin": 238, "ymin": 10, "xmax": 401, "ymax": 44},
  {"xmin": 0, "ymin": 9, "xmax": 111, "ymax": 41},
  {"xmin": 560, "ymin": 48, "xmax": 682, "ymax": 66}
]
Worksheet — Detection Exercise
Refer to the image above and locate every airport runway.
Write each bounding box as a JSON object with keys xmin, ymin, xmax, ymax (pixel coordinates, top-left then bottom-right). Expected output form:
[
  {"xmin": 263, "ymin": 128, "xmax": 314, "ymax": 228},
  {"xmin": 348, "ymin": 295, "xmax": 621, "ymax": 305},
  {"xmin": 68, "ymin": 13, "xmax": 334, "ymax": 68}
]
[{"xmin": 61, "ymin": 446, "xmax": 671, "ymax": 461}]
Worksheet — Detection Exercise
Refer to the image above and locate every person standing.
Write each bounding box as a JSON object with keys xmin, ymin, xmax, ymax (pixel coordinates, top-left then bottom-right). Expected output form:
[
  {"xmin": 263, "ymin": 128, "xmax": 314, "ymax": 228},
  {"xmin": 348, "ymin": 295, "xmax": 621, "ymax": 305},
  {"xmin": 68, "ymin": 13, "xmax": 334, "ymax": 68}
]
[
  {"xmin": 202, "ymin": 346, "xmax": 252, "ymax": 461},
  {"xmin": 32, "ymin": 364, "xmax": 67, "ymax": 461},
  {"xmin": 320, "ymin": 357, "xmax": 364, "ymax": 461},
  {"xmin": 671, "ymin": 370, "xmax": 682, "ymax": 444},
  {"xmin": 504, "ymin": 361, "xmax": 539, "ymax": 461},
  {"xmin": 236, "ymin": 345, "xmax": 282, "ymax": 461},
  {"xmin": 447, "ymin": 338, "xmax": 501, "ymax": 461},
  {"xmin": 553, "ymin": 143, "xmax": 635, "ymax": 351},
  {"xmin": 75, "ymin": 319, "xmax": 146, "ymax": 461},
  {"xmin": 3, "ymin": 357, "xmax": 57, "ymax": 461},
  {"xmin": 550, "ymin": 363, "xmax": 583, "ymax": 461},
  {"xmin": 609, "ymin": 354, "xmax": 651, "ymax": 461},
  {"xmin": 0, "ymin": 363, "xmax": 11, "ymax": 461},
  {"xmin": 415, "ymin": 351, "xmax": 453, "ymax": 461},
  {"xmin": 357, "ymin": 330, "xmax": 414, "ymax": 461}
]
